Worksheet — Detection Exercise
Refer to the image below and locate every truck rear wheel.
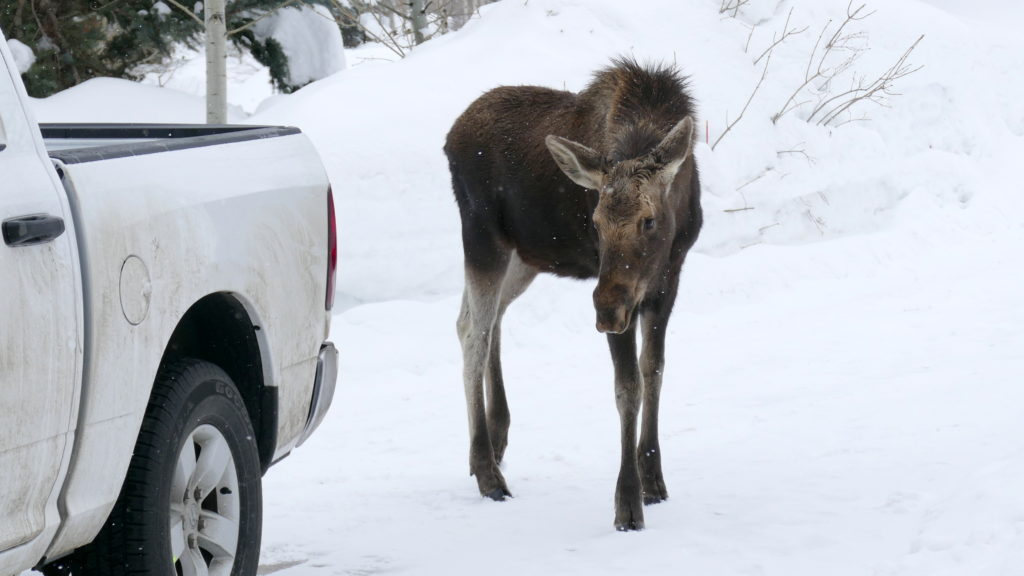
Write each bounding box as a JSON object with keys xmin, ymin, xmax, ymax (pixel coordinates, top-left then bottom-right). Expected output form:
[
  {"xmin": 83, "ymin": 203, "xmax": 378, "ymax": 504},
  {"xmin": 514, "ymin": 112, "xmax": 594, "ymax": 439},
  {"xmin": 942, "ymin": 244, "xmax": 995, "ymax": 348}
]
[{"xmin": 68, "ymin": 359, "xmax": 262, "ymax": 576}]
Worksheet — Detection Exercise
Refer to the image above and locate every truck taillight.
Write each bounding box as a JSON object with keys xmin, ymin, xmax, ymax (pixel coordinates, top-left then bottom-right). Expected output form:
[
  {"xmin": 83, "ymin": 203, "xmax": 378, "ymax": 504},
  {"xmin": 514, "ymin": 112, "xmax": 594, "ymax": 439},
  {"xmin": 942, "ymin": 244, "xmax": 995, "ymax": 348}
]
[{"xmin": 326, "ymin": 185, "xmax": 337, "ymax": 310}]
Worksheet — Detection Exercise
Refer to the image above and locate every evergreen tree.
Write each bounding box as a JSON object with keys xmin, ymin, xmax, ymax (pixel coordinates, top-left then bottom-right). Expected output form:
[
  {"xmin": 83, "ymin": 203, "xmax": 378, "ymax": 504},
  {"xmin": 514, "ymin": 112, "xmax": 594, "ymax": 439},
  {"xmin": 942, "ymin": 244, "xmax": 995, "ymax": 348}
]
[
  {"xmin": 0, "ymin": 0, "xmax": 495, "ymax": 98},
  {"xmin": 1, "ymin": 0, "xmax": 198, "ymax": 97},
  {"xmin": 0, "ymin": 0, "xmax": 332, "ymax": 97}
]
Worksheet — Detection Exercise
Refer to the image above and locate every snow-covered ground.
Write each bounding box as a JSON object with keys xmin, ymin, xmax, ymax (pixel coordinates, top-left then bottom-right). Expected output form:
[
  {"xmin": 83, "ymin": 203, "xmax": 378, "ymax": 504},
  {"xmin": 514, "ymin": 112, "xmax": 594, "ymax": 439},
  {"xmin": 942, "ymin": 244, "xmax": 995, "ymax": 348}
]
[{"xmin": 29, "ymin": 0, "xmax": 1024, "ymax": 574}]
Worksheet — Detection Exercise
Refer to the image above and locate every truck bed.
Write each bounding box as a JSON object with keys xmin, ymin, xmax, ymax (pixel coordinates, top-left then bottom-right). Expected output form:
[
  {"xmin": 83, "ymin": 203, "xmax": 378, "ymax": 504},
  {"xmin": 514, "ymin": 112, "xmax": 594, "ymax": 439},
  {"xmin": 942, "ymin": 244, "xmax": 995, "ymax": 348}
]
[{"xmin": 41, "ymin": 123, "xmax": 300, "ymax": 164}]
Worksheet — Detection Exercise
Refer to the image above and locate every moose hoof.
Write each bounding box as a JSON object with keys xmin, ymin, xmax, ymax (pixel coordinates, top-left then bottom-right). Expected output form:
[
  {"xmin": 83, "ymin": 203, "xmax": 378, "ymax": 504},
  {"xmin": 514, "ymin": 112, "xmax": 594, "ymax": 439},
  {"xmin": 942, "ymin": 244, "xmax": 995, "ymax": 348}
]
[
  {"xmin": 643, "ymin": 494, "xmax": 667, "ymax": 506},
  {"xmin": 642, "ymin": 481, "xmax": 668, "ymax": 505},
  {"xmin": 639, "ymin": 457, "xmax": 668, "ymax": 505},
  {"xmin": 614, "ymin": 498, "xmax": 645, "ymax": 531},
  {"xmin": 473, "ymin": 464, "xmax": 511, "ymax": 501},
  {"xmin": 614, "ymin": 517, "xmax": 645, "ymax": 532},
  {"xmin": 485, "ymin": 487, "xmax": 512, "ymax": 501}
]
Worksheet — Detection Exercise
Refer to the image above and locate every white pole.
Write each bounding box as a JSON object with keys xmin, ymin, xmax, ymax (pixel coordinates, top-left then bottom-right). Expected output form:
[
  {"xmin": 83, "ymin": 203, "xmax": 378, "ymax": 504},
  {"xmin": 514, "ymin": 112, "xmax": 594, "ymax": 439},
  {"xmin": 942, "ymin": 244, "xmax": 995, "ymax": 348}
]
[
  {"xmin": 205, "ymin": 0, "xmax": 228, "ymax": 124},
  {"xmin": 411, "ymin": 0, "xmax": 428, "ymax": 45}
]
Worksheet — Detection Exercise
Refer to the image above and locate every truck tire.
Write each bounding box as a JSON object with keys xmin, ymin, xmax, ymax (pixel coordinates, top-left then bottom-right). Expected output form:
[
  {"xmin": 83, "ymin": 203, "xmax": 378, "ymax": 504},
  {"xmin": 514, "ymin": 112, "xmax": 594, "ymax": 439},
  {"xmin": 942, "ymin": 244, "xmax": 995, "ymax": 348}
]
[{"xmin": 69, "ymin": 359, "xmax": 262, "ymax": 576}]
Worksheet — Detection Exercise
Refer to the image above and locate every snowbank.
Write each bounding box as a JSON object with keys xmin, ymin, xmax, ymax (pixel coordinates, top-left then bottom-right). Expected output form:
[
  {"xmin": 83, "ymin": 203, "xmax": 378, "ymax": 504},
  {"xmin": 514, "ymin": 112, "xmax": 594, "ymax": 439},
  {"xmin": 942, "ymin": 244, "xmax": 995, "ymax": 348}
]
[
  {"xmin": 6, "ymin": 39, "xmax": 34, "ymax": 74},
  {"xmin": 133, "ymin": 43, "xmax": 275, "ymax": 115},
  {"xmin": 31, "ymin": 77, "xmax": 248, "ymax": 123},
  {"xmin": 249, "ymin": 0, "xmax": 1024, "ymax": 306},
  {"xmin": 252, "ymin": 4, "xmax": 347, "ymax": 88}
]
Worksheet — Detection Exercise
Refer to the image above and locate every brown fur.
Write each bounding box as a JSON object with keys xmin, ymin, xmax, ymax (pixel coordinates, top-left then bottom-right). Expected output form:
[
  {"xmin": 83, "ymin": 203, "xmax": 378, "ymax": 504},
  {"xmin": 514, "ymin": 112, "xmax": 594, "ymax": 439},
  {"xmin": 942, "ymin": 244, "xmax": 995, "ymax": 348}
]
[{"xmin": 445, "ymin": 57, "xmax": 703, "ymax": 530}]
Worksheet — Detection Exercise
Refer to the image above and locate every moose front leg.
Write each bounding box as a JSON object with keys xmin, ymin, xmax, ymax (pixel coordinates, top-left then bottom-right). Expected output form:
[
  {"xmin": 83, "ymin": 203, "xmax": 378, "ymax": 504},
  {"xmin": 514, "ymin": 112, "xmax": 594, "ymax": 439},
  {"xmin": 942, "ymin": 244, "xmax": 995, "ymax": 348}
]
[
  {"xmin": 638, "ymin": 307, "xmax": 670, "ymax": 504},
  {"xmin": 607, "ymin": 327, "xmax": 644, "ymax": 531}
]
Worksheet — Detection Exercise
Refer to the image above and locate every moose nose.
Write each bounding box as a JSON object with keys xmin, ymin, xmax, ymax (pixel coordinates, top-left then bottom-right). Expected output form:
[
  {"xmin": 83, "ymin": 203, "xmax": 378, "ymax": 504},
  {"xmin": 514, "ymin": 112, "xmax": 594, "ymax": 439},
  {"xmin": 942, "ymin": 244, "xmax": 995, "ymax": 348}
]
[
  {"xmin": 595, "ymin": 307, "xmax": 630, "ymax": 334},
  {"xmin": 593, "ymin": 283, "xmax": 633, "ymax": 334}
]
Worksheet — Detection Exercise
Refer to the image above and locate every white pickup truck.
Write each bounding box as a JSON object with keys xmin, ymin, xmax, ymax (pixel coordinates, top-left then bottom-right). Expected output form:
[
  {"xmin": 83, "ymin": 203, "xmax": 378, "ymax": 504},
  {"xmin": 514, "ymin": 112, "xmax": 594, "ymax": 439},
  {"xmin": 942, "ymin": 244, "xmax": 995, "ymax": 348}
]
[{"xmin": 0, "ymin": 33, "xmax": 338, "ymax": 576}]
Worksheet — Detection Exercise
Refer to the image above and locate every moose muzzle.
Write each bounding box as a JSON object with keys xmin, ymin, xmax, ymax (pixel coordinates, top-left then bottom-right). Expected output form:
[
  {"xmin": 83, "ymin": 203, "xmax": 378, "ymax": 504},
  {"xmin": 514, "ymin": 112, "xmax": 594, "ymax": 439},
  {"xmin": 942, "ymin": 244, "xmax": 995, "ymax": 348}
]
[{"xmin": 593, "ymin": 282, "xmax": 638, "ymax": 334}]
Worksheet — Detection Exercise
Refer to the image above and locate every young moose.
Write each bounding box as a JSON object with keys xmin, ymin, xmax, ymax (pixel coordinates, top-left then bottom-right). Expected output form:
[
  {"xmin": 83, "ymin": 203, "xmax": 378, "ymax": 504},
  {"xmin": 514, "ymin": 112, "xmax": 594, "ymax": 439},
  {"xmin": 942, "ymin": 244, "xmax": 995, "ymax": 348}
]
[{"xmin": 445, "ymin": 58, "xmax": 702, "ymax": 531}]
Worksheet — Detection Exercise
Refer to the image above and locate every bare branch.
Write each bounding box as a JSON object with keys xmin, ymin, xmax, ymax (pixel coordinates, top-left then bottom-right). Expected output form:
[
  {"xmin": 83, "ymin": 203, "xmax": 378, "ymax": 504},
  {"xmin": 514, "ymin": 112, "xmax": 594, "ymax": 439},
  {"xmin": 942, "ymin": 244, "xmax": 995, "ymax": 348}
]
[
  {"xmin": 374, "ymin": 1, "xmax": 414, "ymax": 22},
  {"xmin": 327, "ymin": 0, "xmax": 479, "ymax": 56},
  {"xmin": 228, "ymin": 0, "xmax": 302, "ymax": 35},
  {"xmin": 163, "ymin": 0, "xmax": 204, "ymax": 25},
  {"xmin": 830, "ymin": 114, "xmax": 870, "ymax": 127},
  {"xmin": 736, "ymin": 167, "xmax": 771, "ymax": 191},
  {"xmin": 712, "ymin": 47, "xmax": 773, "ymax": 151},
  {"xmin": 328, "ymin": 0, "xmax": 406, "ymax": 58},
  {"xmin": 754, "ymin": 8, "xmax": 808, "ymax": 66},
  {"xmin": 813, "ymin": 34, "xmax": 924, "ymax": 125},
  {"xmin": 725, "ymin": 190, "xmax": 754, "ymax": 212},
  {"xmin": 744, "ymin": 23, "xmax": 756, "ymax": 54},
  {"xmin": 719, "ymin": 0, "xmax": 750, "ymax": 18},
  {"xmin": 777, "ymin": 142, "xmax": 814, "ymax": 164},
  {"xmin": 92, "ymin": 0, "xmax": 129, "ymax": 13},
  {"xmin": 771, "ymin": 2, "xmax": 876, "ymax": 124}
]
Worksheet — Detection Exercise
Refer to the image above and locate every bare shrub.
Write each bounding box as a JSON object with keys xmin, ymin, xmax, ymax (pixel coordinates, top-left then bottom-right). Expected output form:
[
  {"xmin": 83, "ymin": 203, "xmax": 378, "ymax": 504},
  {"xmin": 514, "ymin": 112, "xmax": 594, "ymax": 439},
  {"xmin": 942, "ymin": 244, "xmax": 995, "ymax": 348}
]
[
  {"xmin": 326, "ymin": 0, "xmax": 491, "ymax": 58},
  {"xmin": 772, "ymin": 1, "xmax": 924, "ymax": 126},
  {"xmin": 713, "ymin": 8, "xmax": 805, "ymax": 150},
  {"xmin": 719, "ymin": 0, "xmax": 750, "ymax": 18},
  {"xmin": 713, "ymin": 1, "xmax": 924, "ymax": 148}
]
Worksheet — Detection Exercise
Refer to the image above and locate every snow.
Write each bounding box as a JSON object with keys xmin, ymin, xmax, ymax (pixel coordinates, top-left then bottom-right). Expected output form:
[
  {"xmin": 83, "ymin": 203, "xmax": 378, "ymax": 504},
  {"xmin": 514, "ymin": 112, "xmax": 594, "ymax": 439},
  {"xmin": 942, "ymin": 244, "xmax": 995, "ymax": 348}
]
[
  {"xmin": 6, "ymin": 39, "xmax": 34, "ymax": 74},
  {"xmin": 252, "ymin": 4, "xmax": 347, "ymax": 88},
  {"xmin": 134, "ymin": 43, "xmax": 275, "ymax": 116},
  {"xmin": 151, "ymin": 1, "xmax": 171, "ymax": 16},
  {"xmin": 30, "ymin": 77, "xmax": 249, "ymax": 123},
  {"xmin": 24, "ymin": 0, "xmax": 1024, "ymax": 574}
]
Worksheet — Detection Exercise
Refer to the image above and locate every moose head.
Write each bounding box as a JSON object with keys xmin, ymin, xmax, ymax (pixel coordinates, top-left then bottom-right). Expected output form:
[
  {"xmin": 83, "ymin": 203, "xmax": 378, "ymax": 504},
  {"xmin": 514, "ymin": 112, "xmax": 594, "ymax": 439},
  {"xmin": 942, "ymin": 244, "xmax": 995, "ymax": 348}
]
[{"xmin": 545, "ymin": 116, "xmax": 695, "ymax": 334}]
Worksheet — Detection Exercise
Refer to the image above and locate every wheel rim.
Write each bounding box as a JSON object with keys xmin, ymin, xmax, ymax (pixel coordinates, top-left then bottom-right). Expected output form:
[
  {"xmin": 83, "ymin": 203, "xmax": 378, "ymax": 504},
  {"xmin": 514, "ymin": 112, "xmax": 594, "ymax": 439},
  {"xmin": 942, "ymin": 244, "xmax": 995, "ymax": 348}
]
[{"xmin": 170, "ymin": 424, "xmax": 241, "ymax": 576}]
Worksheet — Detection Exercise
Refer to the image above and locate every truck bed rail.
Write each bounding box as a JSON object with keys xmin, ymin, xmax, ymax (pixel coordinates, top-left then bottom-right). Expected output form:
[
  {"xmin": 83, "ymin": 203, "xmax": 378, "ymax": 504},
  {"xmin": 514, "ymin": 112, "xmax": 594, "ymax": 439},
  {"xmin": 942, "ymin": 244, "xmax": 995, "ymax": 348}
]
[{"xmin": 42, "ymin": 123, "xmax": 300, "ymax": 164}]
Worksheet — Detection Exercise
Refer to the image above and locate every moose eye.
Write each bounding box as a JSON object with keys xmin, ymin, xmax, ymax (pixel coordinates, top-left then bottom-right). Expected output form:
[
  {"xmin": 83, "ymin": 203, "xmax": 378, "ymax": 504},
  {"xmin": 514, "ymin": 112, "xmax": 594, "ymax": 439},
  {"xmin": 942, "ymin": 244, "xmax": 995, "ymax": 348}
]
[{"xmin": 642, "ymin": 217, "xmax": 655, "ymax": 232}]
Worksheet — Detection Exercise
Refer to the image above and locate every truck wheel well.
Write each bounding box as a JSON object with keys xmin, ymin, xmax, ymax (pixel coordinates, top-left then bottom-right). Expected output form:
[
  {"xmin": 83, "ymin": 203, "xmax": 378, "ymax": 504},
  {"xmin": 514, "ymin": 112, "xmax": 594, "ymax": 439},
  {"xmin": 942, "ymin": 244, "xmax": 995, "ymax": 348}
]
[{"xmin": 159, "ymin": 293, "xmax": 277, "ymax": 473}]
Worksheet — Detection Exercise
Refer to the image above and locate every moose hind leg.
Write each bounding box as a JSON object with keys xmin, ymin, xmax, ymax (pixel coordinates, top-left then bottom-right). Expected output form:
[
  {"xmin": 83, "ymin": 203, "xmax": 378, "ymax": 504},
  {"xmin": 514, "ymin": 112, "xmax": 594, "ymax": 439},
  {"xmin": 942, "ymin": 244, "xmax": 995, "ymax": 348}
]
[
  {"xmin": 459, "ymin": 261, "xmax": 512, "ymax": 501},
  {"xmin": 486, "ymin": 253, "xmax": 537, "ymax": 464}
]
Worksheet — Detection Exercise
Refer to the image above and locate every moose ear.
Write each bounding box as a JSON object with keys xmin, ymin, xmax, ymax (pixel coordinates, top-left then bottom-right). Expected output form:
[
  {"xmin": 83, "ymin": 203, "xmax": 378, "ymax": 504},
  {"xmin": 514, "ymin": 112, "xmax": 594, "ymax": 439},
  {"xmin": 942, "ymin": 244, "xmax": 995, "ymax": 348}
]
[
  {"xmin": 545, "ymin": 135, "xmax": 605, "ymax": 190},
  {"xmin": 653, "ymin": 116, "xmax": 694, "ymax": 181}
]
